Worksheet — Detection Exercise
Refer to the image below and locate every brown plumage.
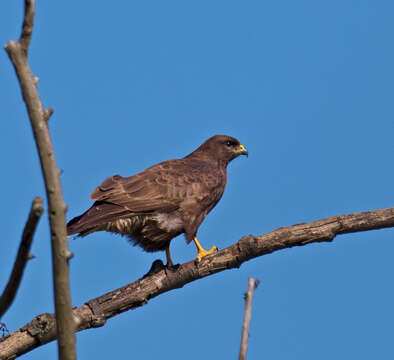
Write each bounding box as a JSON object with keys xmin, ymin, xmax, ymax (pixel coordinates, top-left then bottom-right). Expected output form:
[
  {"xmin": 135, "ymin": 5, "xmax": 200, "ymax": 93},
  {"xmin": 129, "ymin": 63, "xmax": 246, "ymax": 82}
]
[{"xmin": 67, "ymin": 135, "xmax": 248, "ymax": 263}]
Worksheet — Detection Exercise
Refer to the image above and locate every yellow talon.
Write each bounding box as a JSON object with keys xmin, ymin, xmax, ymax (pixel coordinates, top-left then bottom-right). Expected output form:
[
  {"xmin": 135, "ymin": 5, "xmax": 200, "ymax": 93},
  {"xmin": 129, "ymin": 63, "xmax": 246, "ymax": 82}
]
[
  {"xmin": 165, "ymin": 246, "xmax": 174, "ymax": 267},
  {"xmin": 193, "ymin": 237, "xmax": 217, "ymax": 262}
]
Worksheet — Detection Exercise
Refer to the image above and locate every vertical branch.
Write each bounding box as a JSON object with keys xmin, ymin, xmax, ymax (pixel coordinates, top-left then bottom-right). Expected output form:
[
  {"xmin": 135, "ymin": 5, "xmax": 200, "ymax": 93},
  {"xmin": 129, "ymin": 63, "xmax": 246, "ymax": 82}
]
[
  {"xmin": 0, "ymin": 197, "xmax": 43, "ymax": 319},
  {"xmin": 4, "ymin": 1, "xmax": 76, "ymax": 359},
  {"xmin": 239, "ymin": 278, "xmax": 259, "ymax": 360}
]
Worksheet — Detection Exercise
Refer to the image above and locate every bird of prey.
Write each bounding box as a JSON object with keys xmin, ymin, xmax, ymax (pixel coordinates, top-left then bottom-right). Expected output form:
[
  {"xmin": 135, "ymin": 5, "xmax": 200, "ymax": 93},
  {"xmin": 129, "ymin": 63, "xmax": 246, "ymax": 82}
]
[{"xmin": 67, "ymin": 134, "xmax": 248, "ymax": 265}]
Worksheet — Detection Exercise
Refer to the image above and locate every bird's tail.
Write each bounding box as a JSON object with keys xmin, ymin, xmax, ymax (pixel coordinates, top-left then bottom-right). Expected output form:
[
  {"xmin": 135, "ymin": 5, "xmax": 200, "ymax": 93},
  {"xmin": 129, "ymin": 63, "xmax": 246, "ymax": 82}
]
[
  {"xmin": 67, "ymin": 201, "xmax": 131, "ymax": 237},
  {"xmin": 67, "ymin": 210, "xmax": 93, "ymax": 236}
]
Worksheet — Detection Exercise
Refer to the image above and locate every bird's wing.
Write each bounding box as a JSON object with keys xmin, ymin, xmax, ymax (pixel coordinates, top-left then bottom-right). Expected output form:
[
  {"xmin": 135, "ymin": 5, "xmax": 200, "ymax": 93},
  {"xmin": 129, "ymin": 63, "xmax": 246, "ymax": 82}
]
[{"xmin": 90, "ymin": 158, "xmax": 218, "ymax": 214}]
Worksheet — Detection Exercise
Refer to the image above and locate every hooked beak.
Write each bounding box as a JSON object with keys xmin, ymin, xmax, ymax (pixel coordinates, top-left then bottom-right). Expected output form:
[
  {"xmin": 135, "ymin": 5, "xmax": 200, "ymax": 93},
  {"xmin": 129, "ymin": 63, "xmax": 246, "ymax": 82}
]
[{"xmin": 237, "ymin": 144, "xmax": 248, "ymax": 157}]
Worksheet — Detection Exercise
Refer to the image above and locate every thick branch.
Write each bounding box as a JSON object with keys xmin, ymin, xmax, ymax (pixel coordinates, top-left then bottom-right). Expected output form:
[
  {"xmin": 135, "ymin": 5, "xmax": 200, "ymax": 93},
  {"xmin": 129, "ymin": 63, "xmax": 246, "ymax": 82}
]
[
  {"xmin": 239, "ymin": 278, "xmax": 259, "ymax": 360},
  {"xmin": 1, "ymin": 207, "xmax": 393, "ymax": 359},
  {"xmin": 0, "ymin": 197, "xmax": 43, "ymax": 319},
  {"xmin": 4, "ymin": 1, "xmax": 76, "ymax": 359}
]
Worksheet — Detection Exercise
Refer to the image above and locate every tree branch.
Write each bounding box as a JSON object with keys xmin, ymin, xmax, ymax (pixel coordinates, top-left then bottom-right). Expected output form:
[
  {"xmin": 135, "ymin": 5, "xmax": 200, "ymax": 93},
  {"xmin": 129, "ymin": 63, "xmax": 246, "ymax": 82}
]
[
  {"xmin": 19, "ymin": 0, "xmax": 34, "ymax": 53},
  {"xmin": 4, "ymin": 1, "xmax": 76, "ymax": 359},
  {"xmin": 0, "ymin": 197, "xmax": 43, "ymax": 320},
  {"xmin": 1, "ymin": 207, "xmax": 393, "ymax": 359},
  {"xmin": 239, "ymin": 278, "xmax": 259, "ymax": 360}
]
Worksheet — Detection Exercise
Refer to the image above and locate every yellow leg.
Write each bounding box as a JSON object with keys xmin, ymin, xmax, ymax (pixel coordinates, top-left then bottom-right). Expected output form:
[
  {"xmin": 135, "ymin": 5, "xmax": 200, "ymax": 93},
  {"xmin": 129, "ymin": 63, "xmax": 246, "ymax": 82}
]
[
  {"xmin": 165, "ymin": 246, "xmax": 174, "ymax": 267},
  {"xmin": 193, "ymin": 237, "xmax": 217, "ymax": 262}
]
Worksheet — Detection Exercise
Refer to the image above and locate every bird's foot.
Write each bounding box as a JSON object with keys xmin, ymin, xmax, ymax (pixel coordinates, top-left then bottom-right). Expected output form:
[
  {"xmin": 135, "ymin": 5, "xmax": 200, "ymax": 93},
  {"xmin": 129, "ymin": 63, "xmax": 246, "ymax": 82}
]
[
  {"xmin": 196, "ymin": 245, "xmax": 218, "ymax": 262},
  {"xmin": 166, "ymin": 263, "xmax": 180, "ymax": 271},
  {"xmin": 193, "ymin": 236, "xmax": 218, "ymax": 262},
  {"xmin": 166, "ymin": 257, "xmax": 174, "ymax": 267}
]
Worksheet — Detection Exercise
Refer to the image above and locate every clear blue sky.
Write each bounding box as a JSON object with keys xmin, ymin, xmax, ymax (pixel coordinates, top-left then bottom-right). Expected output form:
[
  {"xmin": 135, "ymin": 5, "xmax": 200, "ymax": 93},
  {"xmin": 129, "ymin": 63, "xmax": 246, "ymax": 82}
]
[{"xmin": 1, "ymin": 1, "xmax": 394, "ymax": 359}]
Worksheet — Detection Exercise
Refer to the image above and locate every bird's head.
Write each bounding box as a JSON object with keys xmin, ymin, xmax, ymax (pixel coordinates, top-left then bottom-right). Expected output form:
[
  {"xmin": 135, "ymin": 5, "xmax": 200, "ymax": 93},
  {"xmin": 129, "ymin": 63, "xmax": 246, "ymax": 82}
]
[{"xmin": 188, "ymin": 135, "xmax": 248, "ymax": 164}]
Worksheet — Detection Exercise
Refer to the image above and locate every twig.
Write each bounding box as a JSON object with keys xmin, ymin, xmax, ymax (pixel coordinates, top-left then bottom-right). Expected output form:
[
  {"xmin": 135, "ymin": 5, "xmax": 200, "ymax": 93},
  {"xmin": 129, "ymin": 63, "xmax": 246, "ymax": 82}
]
[
  {"xmin": 239, "ymin": 278, "xmax": 259, "ymax": 360},
  {"xmin": 0, "ymin": 323, "xmax": 9, "ymax": 338},
  {"xmin": 4, "ymin": 1, "xmax": 76, "ymax": 359},
  {"xmin": 19, "ymin": 0, "xmax": 34, "ymax": 52},
  {"xmin": 1, "ymin": 206, "xmax": 393, "ymax": 359},
  {"xmin": 0, "ymin": 197, "xmax": 43, "ymax": 320}
]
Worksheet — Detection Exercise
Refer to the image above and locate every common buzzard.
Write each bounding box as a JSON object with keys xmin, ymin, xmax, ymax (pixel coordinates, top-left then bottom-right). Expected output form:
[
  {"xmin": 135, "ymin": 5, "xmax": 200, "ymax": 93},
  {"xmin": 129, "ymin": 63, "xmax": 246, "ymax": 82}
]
[{"xmin": 67, "ymin": 135, "xmax": 248, "ymax": 265}]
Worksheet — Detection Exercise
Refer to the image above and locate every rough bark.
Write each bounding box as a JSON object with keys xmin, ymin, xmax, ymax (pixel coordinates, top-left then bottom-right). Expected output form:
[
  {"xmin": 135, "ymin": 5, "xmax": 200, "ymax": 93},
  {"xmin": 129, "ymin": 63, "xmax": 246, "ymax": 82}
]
[
  {"xmin": 0, "ymin": 198, "xmax": 43, "ymax": 319},
  {"xmin": 1, "ymin": 207, "xmax": 393, "ymax": 359},
  {"xmin": 4, "ymin": 1, "xmax": 76, "ymax": 359}
]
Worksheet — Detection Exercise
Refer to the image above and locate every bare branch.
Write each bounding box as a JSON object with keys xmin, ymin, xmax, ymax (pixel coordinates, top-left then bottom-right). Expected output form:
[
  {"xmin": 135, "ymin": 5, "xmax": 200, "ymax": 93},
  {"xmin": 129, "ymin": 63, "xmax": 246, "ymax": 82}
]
[
  {"xmin": 19, "ymin": 0, "xmax": 34, "ymax": 52},
  {"xmin": 239, "ymin": 278, "xmax": 259, "ymax": 360},
  {"xmin": 4, "ymin": 1, "xmax": 76, "ymax": 359},
  {"xmin": 1, "ymin": 207, "xmax": 393, "ymax": 359},
  {"xmin": 0, "ymin": 197, "xmax": 43, "ymax": 320}
]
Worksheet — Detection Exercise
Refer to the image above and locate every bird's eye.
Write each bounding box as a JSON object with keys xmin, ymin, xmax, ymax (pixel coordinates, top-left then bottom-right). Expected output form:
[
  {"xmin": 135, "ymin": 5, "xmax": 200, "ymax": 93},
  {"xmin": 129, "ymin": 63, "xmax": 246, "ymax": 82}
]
[{"xmin": 226, "ymin": 141, "xmax": 235, "ymax": 147}]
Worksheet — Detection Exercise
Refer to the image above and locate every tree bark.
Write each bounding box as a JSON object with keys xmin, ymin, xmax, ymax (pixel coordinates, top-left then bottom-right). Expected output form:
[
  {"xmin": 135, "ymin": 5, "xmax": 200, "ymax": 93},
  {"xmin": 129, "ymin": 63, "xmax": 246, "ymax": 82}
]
[
  {"xmin": 4, "ymin": 1, "xmax": 76, "ymax": 359},
  {"xmin": 0, "ymin": 197, "xmax": 43, "ymax": 319},
  {"xmin": 1, "ymin": 206, "xmax": 393, "ymax": 359}
]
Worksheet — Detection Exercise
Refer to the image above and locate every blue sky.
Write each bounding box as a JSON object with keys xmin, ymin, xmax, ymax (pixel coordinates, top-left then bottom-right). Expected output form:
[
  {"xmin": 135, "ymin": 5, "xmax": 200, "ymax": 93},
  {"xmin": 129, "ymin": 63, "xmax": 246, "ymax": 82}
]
[{"xmin": 1, "ymin": 1, "xmax": 394, "ymax": 359}]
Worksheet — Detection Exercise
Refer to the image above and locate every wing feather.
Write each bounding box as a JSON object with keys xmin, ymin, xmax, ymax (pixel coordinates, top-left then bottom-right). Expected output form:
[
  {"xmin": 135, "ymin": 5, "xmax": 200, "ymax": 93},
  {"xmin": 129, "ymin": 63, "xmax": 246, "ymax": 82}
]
[{"xmin": 89, "ymin": 159, "xmax": 217, "ymax": 215}]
